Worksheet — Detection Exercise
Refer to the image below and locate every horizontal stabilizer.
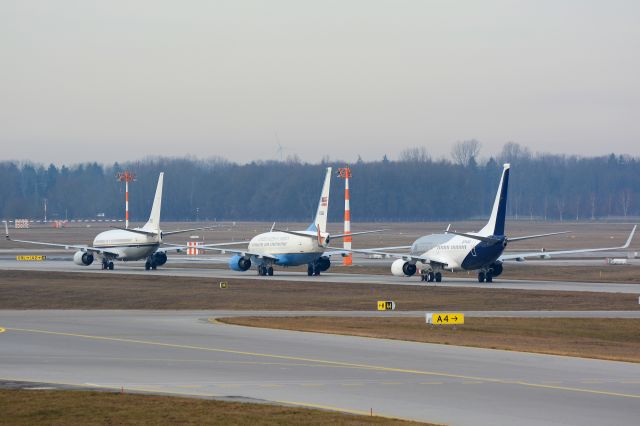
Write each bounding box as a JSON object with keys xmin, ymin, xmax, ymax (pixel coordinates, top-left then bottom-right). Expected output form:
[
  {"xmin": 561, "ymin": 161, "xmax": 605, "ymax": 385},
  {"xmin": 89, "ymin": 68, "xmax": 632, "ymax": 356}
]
[
  {"xmin": 109, "ymin": 226, "xmax": 158, "ymax": 236},
  {"xmin": 508, "ymin": 231, "xmax": 571, "ymax": 242},
  {"xmin": 445, "ymin": 230, "xmax": 501, "ymax": 244}
]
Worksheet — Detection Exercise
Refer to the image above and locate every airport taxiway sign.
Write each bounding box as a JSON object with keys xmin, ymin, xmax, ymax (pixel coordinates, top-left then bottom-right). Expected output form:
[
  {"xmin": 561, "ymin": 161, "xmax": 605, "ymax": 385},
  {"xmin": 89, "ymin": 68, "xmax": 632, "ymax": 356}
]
[
  {"xmin": 377, "ymin": 301, "xmax": 396, "ymax": 311},
  {"xmin": 16, "ymin": 255, "xmax": 46, "ymax": 261},
  {"xmin": 426, "ymin": 313, "xmax": 465, "ymax": 325}
]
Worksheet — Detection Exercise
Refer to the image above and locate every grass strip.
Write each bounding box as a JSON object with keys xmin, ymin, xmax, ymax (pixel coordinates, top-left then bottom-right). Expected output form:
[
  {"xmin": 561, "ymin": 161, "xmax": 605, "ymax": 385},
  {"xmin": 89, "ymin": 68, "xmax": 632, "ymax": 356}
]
[
  {"xmin": 0, "ymin": 389, "xmax": 427, "ymax": 426},
  {"xmin": 220, "ymin": 316, "xmax": 640, "ymax": 363}
]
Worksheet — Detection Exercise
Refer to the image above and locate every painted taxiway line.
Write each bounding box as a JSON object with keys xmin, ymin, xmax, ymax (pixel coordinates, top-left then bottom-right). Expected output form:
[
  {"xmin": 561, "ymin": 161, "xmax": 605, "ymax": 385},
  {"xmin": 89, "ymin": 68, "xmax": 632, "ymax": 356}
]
[{"xmin": 4, "ymin": 325, "xmax": 640, "ymax": 401}]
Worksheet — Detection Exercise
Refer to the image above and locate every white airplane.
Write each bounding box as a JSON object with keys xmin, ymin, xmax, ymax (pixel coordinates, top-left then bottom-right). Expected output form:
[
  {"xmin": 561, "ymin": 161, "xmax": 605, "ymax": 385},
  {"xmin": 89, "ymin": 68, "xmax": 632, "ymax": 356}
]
[
  {"xmin": 200, "ymin": 167, "xmax": 381, "ymax": 276},
  {"xmin": 5, "ymin": 172, "xmax": 224, "ymax": 271},
  {"xmin": 336, "ymin": 163, "xmax": 636, "ymax": 283}
]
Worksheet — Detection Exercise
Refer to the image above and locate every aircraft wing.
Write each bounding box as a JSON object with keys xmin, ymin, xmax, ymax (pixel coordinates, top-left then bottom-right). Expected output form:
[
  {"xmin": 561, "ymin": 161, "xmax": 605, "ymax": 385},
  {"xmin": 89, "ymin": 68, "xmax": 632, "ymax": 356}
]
[
  {"xmin": 326, "ymin": 246, "xmax": 434, "ymax": 264},
  {"xmin": 500, "ymin": 225, "xmax": 636, "ymax": 261},
  {"xmin": 4, "ymin": 221, "xmax": 118, "ymax": 255},
  {"xmin": 162, "ymin": 226, "xmax": 221, "ymax": 236},
  {"xmin": 188, "ymin": 245, "xmax": 279, "ymax": 261}
]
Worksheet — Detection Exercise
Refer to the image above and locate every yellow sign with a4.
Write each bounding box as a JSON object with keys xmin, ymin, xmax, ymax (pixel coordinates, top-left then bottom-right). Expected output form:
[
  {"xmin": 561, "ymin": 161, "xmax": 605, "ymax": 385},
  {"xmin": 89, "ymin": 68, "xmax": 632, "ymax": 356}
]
[{"xmin": 426, "ymin": 313, "xmax": 464, "ymax": 325}]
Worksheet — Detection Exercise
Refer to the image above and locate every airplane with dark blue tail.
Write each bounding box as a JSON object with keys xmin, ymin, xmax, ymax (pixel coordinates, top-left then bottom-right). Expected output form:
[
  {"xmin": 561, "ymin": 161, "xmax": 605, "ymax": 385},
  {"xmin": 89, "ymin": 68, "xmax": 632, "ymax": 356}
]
[{"xmin": 338, "ymin": 163, "xmax": 636, "ymax": 283}]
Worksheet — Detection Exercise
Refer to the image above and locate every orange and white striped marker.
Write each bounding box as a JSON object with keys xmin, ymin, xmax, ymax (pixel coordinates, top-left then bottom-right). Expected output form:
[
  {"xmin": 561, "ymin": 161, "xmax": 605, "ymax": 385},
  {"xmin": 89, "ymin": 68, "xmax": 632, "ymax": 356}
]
[
  {"xmin": 117, "ymin": 171, "xmax": 136, "ymax": 229},
  {"xmin": 338, "ymin": 167, "xmax": 353, "ymax": 266},
  {"xmin": 187, "ymin": 241, "xmax": 201, "ymax": 255}
]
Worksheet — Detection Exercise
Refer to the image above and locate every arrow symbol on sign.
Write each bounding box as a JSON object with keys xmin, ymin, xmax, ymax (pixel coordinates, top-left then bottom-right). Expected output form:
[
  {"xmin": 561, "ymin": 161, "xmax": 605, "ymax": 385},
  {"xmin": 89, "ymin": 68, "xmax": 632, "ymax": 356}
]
[{"xmin": 452, "ymin": 316, "xmax": 458, "ymax": 321}]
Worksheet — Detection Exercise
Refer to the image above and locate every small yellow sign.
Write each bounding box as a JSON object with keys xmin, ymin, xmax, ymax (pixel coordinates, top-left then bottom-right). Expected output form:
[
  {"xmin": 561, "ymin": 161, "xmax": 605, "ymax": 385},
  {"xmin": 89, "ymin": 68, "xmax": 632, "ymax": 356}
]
[
  {"xmin": 426, "ymin": 313, "xmax": 464, "ymax": 325},
  {"xmin": 16, "ymin": 255, "xmax": 46, "ymax": 261},
  {"xmin": 377, "ymin": 301, "xmax": 396, "ymax": 311},
  {"xmin": 219, "ymin": 281, "xmax": 228, "ymax": 289}
]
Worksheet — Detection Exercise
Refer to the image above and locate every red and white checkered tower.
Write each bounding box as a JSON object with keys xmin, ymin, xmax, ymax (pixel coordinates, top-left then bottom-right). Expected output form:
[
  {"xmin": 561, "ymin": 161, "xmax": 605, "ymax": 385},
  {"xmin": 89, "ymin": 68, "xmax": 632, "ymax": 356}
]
[
  {"xmin": 116, "ymin": 171, "xmax": 136, "ymax": 229},
  {"xmin": 337, "ymin": 167, "xmax": 353, "ymax": 266}
]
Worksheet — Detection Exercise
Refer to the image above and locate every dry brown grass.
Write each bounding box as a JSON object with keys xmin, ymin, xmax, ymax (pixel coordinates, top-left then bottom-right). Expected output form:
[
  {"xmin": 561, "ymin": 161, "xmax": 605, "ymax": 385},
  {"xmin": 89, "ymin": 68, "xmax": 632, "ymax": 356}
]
[
  {"xmin": 1, "ymin": 270, "xmax": 639, "ymax": 311},
  {"xmin": 221, "ymin": 316, "xmax": 640, "ymax": 363},
  {"xmin": 0, "ymin": 389, "xmax": 426, "ymax": 426}
]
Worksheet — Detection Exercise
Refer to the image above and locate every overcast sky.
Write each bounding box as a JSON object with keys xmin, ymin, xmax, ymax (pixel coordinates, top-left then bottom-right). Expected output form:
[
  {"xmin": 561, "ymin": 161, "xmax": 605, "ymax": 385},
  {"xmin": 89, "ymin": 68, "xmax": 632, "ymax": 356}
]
[{"xmin": 1, "ymin": 0, "xmax": 639, "ymax": 165}]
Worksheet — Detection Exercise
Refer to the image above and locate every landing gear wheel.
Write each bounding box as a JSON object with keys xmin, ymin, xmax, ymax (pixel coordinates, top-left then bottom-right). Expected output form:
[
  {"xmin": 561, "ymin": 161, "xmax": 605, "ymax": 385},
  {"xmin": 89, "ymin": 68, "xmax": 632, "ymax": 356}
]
[
  {"xmin": 145, "ymin": 261, "xmax": 151, "ymax": 271},
  {"xmin": 307, "ymin": 264, "xmax": 314, "ymax": 276},
  {"xmin": 427, "ymin": 271, "xmax": 435, "ymax": 282},
  {"xmin": 108, "ymin": 261, "xmax": 114, "ymax": 270},
  {"xmin": 258, "ymin": 266, "xmax": 265, "ymax": 276},
  {"xmin": 102, "ymin": 260, "xmax": 109, "ymax": 270},
  {"xmin": 435, "ymin": 272, "xmax": 442, "ymax": 282},
  {"xmin": 420, "ymin": 275, "xmax": 426, "ymax": 282},
  {"xmin": 267, "ymin": 267, "xmax": 274, "ymax": 276},
  {"xmin": 485, "ymin": 272, "xmax": 493, "ymax": 283},
  {"xmin": 478, "ymin": 271, "xmax": 486, "ymax": 282},
  {"xmin": 151, "ymin": 264, "xmax": 157, "ymax": 270}
]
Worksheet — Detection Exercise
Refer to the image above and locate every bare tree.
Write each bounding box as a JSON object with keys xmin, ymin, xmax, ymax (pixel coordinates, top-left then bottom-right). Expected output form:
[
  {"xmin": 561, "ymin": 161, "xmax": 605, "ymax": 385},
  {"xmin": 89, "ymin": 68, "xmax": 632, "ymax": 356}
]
[
  {"xmin": 620, "ymin": 188, "xmax": 632, "ymax": 217},
  {"xmin": 589, "ymin": 192, "xmax": 597, "ymax": 220},
  {"xmin": 451, "ymin": 139, "xmax": 481, "ymax": 166},
  {"xmin": 399, "ymin": 146, "xmax": 430, "ymax": 163},
  {"xmin": 556, "ymin": 196, "xmax": 566, "ymax": 222},
  {"xmin": 499, "ymin": 142, "xmax": 531, "ymax": 164}
]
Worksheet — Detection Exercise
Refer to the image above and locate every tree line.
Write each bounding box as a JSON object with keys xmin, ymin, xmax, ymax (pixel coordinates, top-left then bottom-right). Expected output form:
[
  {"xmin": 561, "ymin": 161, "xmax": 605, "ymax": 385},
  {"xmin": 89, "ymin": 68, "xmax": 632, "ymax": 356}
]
[{"xmin": 0, "ymin": 143, "xmax": 638, "ymax": 223}]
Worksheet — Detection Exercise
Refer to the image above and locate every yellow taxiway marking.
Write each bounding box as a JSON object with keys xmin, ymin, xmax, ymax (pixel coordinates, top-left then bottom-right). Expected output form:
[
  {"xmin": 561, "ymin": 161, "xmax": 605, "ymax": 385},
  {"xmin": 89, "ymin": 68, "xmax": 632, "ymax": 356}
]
[
  {"xmin": 6, "ymin": 326, "xmax": 640, "ymax": 400},
  {"xmin": 0, "ymin": 327, "xmax": 5, "ymax": 333}
]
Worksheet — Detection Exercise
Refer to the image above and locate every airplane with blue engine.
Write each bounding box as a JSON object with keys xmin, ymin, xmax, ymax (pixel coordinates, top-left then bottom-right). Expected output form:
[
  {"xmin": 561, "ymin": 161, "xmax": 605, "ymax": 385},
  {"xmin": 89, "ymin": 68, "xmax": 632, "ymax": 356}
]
[
  {"xmin": 336, "ymin": 163, "xmax": 636, "ymax": 283},
  {"xmin": 201, "ymin": 167, "xmax": 382, "ymax": 276}
]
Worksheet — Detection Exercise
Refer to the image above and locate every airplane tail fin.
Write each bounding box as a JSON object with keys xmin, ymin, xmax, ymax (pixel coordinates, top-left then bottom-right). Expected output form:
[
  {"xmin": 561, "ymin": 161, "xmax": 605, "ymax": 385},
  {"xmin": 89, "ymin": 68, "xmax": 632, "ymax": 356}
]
[
  {"xmin": 479, "ymin": 164, "xmax": 510, "ymax": 237},
  {"xmin": 306, "ymin": 167, "xmax": 332, "ymax": 233},
  {"xmin": 142, "ymin": 172, "xmax": 164, "ymax": 233}
]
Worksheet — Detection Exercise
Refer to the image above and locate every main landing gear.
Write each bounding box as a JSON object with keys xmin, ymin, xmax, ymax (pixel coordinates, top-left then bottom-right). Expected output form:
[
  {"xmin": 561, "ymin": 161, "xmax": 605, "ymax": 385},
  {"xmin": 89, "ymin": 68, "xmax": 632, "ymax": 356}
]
[
  {"xmin": 144, "ymin": 259, "xmax": 157, "ymax": 271},
  {"xmin": 307, "ymin": 263, "xmax": 321, "ymax": 276},
  {"xmin": 420, "ymin": 270, "xmax": 442, "ymax": 282},
  {"xmin": 478, "ymin": 271, "xmax": 493, "ymax": 283},
  {"xmin": 258, "ymin": 265, "xmax": 274, "ymax": 276},
  {"xmin": 101, "ymin": 259, "xmax": 114, "ymax": 270}
]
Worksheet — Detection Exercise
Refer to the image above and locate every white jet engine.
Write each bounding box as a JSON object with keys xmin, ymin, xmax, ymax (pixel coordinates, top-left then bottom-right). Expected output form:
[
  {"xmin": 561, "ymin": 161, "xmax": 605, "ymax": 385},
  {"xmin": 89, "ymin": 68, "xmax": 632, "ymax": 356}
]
[
  {"xmin": 73, "ymin": 251, "xmax": 94, "ymax": 266},
  {"xmin": 391, "ymin": 259, "xmax": 417, "ymax": 277}
]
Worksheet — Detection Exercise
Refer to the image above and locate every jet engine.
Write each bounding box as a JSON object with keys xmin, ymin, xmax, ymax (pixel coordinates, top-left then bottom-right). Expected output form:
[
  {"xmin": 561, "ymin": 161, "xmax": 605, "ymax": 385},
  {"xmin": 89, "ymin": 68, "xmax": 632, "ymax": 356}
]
[
  {"xmin": 229, "ymin": 255, "xmax": 251, "ymax": 271},
  {"xmin": 73, "ymin": 251, "xmax": 94, "ymax": 266},
  {"xmin": 152, "ymin": 251, "xmax": 168, "ymax": 266},
  {"xmin": 489, "ymin": 261, "xmax": 503, "ymax": 277},
  {"xmin": 391, "ymin": 259, "xmax": 417, "ymax": 277},
  {"xmin": 316, "ymin": 256, "xmax": 331, "ymax": 272}
]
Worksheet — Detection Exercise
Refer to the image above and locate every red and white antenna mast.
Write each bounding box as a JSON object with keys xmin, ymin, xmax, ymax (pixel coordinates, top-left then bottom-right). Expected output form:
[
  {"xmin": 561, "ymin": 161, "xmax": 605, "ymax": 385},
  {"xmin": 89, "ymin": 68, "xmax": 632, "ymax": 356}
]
[
  {"xmin": 116, "ymin": 171, "xmax": 136, "ymax": 229},
  {"xmin": 337, "ymin": 167, "xmax": 352, "ymax": 266}
]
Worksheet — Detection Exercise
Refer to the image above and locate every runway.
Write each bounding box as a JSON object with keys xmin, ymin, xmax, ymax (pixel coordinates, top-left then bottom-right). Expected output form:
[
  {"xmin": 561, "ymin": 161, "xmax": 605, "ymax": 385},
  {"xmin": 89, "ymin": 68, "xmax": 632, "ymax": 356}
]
[
  {"xmin": 1, "ymin": 310, "xmax": 639, "ymax": 425},
  {"xmin": 2, "ymin": 258, "xmax": 640, "ymax": 294}
]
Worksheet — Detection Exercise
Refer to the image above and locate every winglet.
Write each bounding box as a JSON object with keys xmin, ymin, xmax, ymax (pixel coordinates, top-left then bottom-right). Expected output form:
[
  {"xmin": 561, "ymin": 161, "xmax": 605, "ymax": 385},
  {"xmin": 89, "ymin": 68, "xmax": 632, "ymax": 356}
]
[
  {"xmin": 270, "ymin": 222, "xmax": 276, "ymax": 232},
  {"xmin": 4, "ymin": 221, "xmax": 9, "ymax": 240},
  {"xmin": 623, "ymin": 225, "xmax": 637, "ymax": 248},
  {"xmin": 446, "ymin": 224, "xmax": 451, "ymax": 233}
]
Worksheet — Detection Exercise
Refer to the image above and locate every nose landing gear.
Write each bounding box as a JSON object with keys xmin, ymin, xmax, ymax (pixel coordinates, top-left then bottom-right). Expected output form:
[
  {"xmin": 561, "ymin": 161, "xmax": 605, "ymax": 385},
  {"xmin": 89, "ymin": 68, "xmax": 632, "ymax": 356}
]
[{"xmin": 478, "ymin": 271, "xmax": 493, "ymax": 283}]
